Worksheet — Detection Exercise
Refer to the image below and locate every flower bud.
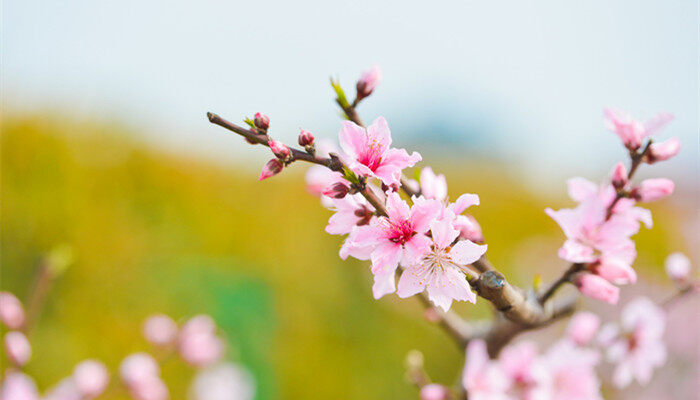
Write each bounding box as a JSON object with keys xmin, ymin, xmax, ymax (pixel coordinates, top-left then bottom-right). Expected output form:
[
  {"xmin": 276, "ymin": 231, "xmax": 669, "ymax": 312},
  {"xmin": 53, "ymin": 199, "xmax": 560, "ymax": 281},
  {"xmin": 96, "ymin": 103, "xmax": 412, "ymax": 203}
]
[
  {"xmin": 356, "ymin": 65, "xmax": 382, "ymax": 100},
  {"xmin": 646, "ymin": 137, "xmax": 680, "ymax": 164},
  {"xmin": 322, "ymin": 182, "xmax": 349, "ymax": 199},
  {"xmin": 143, "ymin": 314, "xmax": 178, "ymax": 346},
  {"xmin": 259, "ymin": 159, "xmax": 284, "ymax": 181},
  {"xmin": 610, "ymin": 162, "xmax": 628, "ymax": 190},
  {"xmin": 419, "ymin": 384, "xmax": 450, "ymax": 400},
  {"xmin": 631, "ymin": 178, "xmax": 674, "ymax": 202},
  {"xmin": 178, "ymin": 315, "xmax": 224, "ymax": 367},
  {"xmin": 574, "ymin": 273, "xmax": 619, "ymax": 304},
  {"xmin": 298, "ymin": 129, "xmax": 315, "ymax": 147},
  {"xmin": 268, "ymin": 139, "xmax": 290, "ymax": 160},
  {"xmin": 0, "ymin": 291, "xmax": 25, "ymax": 330},
  {"xmin": 566, "ymin": 312, "xmax": 600, "ymax": 346},
  {"xmin": 253, "ymin": 112, "xmax": 269, "ymax": 131},
  {"xmin": 665, "ymin": 252, "xmax": 691, "ymax": 282},
  {"xmin": 74, "ymin": 360, "xmax": 110, "ymax": 398},
  {"xmin": 4, "ymin": 331, "xmax": 31, "ymax": 367}
]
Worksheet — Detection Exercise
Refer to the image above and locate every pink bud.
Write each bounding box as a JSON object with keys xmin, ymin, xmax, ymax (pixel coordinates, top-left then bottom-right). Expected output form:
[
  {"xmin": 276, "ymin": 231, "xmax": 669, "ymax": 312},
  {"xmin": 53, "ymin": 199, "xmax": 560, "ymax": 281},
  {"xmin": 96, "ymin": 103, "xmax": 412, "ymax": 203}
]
[
  {"xmin": 0, "ymin": 372, "xmax": 40, "ymax": 400},
  {"xmin": 298, "ymin": 129, "xmax": 315, "ymax": 147},
  {"xmin": 646, "ymin": 137, "xmax": 680, "ymax": 163},
  {"xmin": 120, "ymin": 353, "xmax": 160, "ymax": 386},
  {"xmin": 631, "ymin": 178, "xmax": 674, "ymax": 202},
  {"xmin": 574, "ymin": 273, "xmax": 619, "ymax": 304},
  {"xmin": 665, "ymin": 252, "xmax": 691, "ymax": 282},
  {"xmin": 259, "ymin": 159, "xmax": 284, "ymax": 181},
  {"xmin": 603, "ymin": 108, "xmax": 644, "ymax": 151},
  {"xmin": 268, "ymin": 139, "xmax": 290, "ymax": 159},
  {"xmin": 322, "ymin": 182, "xmax": 349, "ymax": 199},
  {"xmin": 566, "ymin": 312, "xmax": 601, "ymax": 346},
  {"xmin": 143, "ymin": 314, "xmax": 178, "ymax": 346},
  {"xmin": 73, "ymin": 360, "xmax": 110, "ymax": 398},
  {"xmin": 592, "ymin": 257, "xmax": 637, "ymax": 285},
  {"xmin": 419, "ymin": 384, "xmax": 450, "ymax": 400},
  {"xmin": 253, "ymin": 112, "xmax": 269, "ymax": 131},
  {"xmin": 4, "ymin": 331, "xmax": 31, "ymax": 367},
  {"xmin": 178, "ymin": 315, "xmax": 224, "ymax": 367},
  {"xmin": 129, "ymin": 376, "xmax": 169, "ymax": 400},
  {"xmin": 0, "ymin": 291, "xmax": 25, "ymax": 330},
  {"xmin": 356, "ymin": 65, "xmax": 382, "ymax": 99},
  {"xmin": 610, "ymin": 162, "xmax": 628, "ymax": 190}
]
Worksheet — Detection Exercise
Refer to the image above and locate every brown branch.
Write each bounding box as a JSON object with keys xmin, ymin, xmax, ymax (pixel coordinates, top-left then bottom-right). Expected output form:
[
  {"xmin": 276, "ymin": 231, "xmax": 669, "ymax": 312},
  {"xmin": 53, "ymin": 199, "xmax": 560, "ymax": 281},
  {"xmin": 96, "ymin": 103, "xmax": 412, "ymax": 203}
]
[{"xmin": 538, "ymin": 263, "xmax": 583, "ymax": 304}]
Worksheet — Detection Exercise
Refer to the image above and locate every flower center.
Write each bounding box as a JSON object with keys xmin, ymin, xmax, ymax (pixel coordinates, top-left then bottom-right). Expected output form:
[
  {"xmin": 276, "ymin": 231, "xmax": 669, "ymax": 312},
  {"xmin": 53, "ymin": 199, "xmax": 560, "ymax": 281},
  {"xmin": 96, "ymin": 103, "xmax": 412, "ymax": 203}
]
[
  {"xmin": 357, "ymin": 136, "xmax": 384, "ymax": 171},
  {"xmin": 387, "ymin": 219, "xmax": 416, "ymax": 245}
]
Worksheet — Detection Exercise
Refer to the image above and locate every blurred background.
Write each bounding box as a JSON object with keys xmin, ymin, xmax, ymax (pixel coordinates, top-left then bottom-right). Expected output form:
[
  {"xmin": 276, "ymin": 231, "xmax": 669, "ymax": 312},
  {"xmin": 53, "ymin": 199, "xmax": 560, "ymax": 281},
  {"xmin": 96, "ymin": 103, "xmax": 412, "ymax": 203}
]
[{"xmin": 1, "ymin": 0, "xmax": 698, "ymax": 399}]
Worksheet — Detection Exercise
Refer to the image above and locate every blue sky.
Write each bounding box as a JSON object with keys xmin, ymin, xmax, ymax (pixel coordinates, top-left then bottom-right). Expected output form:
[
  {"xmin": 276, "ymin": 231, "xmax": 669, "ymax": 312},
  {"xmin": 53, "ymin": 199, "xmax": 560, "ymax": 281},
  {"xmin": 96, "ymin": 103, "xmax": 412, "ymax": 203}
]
[{"xmin": 2, "ymin": 0, "xmax": 698, "ymax": 186}]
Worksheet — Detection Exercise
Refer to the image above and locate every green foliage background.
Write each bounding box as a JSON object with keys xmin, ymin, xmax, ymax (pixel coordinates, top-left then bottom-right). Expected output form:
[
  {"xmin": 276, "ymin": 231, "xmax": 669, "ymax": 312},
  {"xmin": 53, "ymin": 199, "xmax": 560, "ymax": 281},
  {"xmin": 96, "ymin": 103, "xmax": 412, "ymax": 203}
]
[{"xmin": 0, "ymin": 115, "xmax": 686, "ymax": 399}]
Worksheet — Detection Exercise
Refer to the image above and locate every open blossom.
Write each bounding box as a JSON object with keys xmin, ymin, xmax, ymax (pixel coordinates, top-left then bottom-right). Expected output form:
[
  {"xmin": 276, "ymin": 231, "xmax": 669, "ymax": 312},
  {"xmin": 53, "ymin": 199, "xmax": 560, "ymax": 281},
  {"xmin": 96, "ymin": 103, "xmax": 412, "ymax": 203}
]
[
  {"xmin": 356, "ymin": 65, "xmax": 382, "ymax": 98},
  {"xmin": 665, "ymin": 252, "xmax": 691, "ymax": 282},
  {"xmin": 178, "ymin": 315, "xmax": 224, "ymax": 367},
  {"xmin": 189, "ymin": 362, "xmax": 255, "ymax": 400},
  {"xmin": 419, "ymin": 167, "xmax": 447, "ymax": 201},
  {"xmin": 0, "ymin": 291, "xmax": 25, "ymax": 330},
  {"xmin": 498, "ymin": 341, "xmax": 550, "ymax": 400},
  {"xmin": 338, "ymin": 117, "xmax": 421, "ymax": 186},
  {"xmin": 1, "ymin": 372, "xmax": 40, "ymax": 400},
  {"xmin": 397, "ymin": 218, "xmax": 486, "ymax": 311},
  {"xmin": 600, "ymin": 297, "xmax": 667, "ymax": 388},
  {"xmin": 343, "ymin": 192, "xmax": 442, "ymax": 298},
  {"xmin": 73, "ymin": 360, "xmax": 110, "ymax": 398},
  {"xmin": 541, "ymin": 340, "xmax": 602, "ymax": 400},
  {"xmin": 604, "ymin": 108, "xmax": 673, "ymax": 150},
  {"xmin": 566, "ymin": 312, "xmax": 601, "ymax": 346},
  {"xmin": 143, "ymin": 314, "xmax": 179, "ymax": 346},
  {"xmin": 631, "ymin": 178, "xmax": 674, "ymax": 203},
  {"xmin": 4, "ymin": 331, "xmax": 31, "ymax": 366},
  {"xmin": 462, "ymin": 340, "xmax": 511, "ymax": 400},
  {"xmin": 325, "ymin": 194, "xmax": 374, "ymax": 235}
]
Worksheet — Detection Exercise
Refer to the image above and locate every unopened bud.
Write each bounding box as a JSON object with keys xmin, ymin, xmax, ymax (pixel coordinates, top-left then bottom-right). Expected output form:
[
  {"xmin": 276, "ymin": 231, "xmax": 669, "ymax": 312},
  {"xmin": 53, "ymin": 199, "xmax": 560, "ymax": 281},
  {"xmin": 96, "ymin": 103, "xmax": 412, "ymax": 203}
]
[
  {"xmin": 610, "ymin": 162, "xmax": 628, "ymax": 190},
  {"xmin": 356, "ymin": 65, "xmax": 382, "ymax": 100},
  {"xmin": 253, "ymin": 112, "xmax": 270, "ymax": 131},
  {"xmin": 4, "ymin": 331, "xmax": 31, "ymax": 367},
  {"xmin": 322, "ymin": 182, "xmax": 349, "ymax": 199},
  {"xmin": 646, "ymin": 137, "xmax": 680, "ymax": 164},
  {"xmin": 268, "ymin": 139, "xmax": 291, "ymax": 160},
  {"xmin": 630, "ymin": 178, "xmax": 674, "ymax": 202},
  {"xmin": 259, "ymin": 159, "xmax": 284, "ymax": 181},
  {"xmin": 298, "ymin": 129, "xmax": 315, "ymax": 147},
  {"xmin": 0, "ymin": 291, "xmax": 25, "ymax": 330},
  {"xmin": 665, "ymin": 252, "xmax": 691, "ymax": 282}
]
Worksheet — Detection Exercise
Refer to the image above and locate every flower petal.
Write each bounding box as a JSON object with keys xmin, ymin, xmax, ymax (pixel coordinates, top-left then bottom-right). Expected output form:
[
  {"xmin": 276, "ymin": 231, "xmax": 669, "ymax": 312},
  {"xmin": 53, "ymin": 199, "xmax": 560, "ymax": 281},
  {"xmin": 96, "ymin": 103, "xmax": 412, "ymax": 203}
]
[{"xmin": 450, "ymin": 240, "xmax": 487, "ymax": 266}]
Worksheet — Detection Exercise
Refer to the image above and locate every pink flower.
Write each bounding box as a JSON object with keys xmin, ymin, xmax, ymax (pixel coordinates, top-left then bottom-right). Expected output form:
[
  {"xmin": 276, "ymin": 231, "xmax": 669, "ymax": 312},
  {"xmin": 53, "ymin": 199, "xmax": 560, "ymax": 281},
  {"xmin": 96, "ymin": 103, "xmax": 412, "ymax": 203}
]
[
  {"xmin": 253, "ymin": 113, "xmax": 269, "ymax": 131},
  {"xmin": 4, "ymin": 331, "xmax": 31, "ymax": 366},
  {"xmin": 129, "ymin": 377, "xmax": 169, "ymax": 400},
  {"xmin": 574, "ymin": 273, "xmax": 620, "ymax": 304},
  {"xmin": 646, "ymin": 137, "xmax": 680, "ymax": 163},
  {"xmin": 178, "ymin": 315, "xmax": 224, "ymax": 367},
  {"xmin": 44, "ymin": 378, "xmax": 82, "ymax": 400},
  {"xmin": 189, "ymin": 363, "xmax": 255, "ymax": 400},
  {"xmin": 541, "ymin": 340, "xmax": 602, "ymax": 400},
  {"xmin": 604, "ymin": 108, "xmax": 673, "ymax": 150},
  {"xmin": 321, "ymin": 181, "xmax": 350, "ymax": 199},
  {"xmin": 338, "ymin": 117, "xmax": 421, "ymax": 186},
  {"xmin": 665, "ymin": 252, "xmax": 691, "ymax": 282},
  {"xmin": 259, "ymin": 159, "xmax": 283, "ymax": 181},
  {"xmin": 343, "ymin": 192, "xmax": 442, "ymax": 298},
  {"xmin": 0, "ymin": 291, "xmax": 25, "ymax": 330},
  {"xmin": 268, "ymin": 139, "xmax": 290, "ymax": 159},
  {"xmin": 305, "ymin": 166, "xmax": 344, "ymax": 199},
  {"xmin": 419, "ymin": 384, "xmax": 450, "ymax": 400},
  {"xmin": 356, "ymin": 65, "xmax": 382, "ymax": 98},
  {"xmin": 0, "ymin": 372, "xmax": 40, "ymax": 400},
  {"xmin": 419, "ymin": 167, "xmax": 447, "ymax": 201},
  {"xmin": 601, "ymin": 297, "xmax": 667, "ymax": 388},
  {"xmin": 326, "ymin": 194, "xmax": 374, "ymax": 235},
  {"xmin": 498, "ymin": 341, "xmax": 550, "ymax": 400},
  {"xmin": 610, "ymin": 162, "xmax": 628, "ymax": 189},
  {"xmin": 397, "ymin": 218, "xmax": 486, "ymax": 311},
  {"xmin": 631, "ymin": 178, "xmax": 674, "ymax": 202},
  {"xmin": 143, "ymin": 314, "xmax": 178, "ymax": 346},
  {"xmin": 454, "ymin": 214, "xmax": 484, "ymax": 243},
  {"xmin": 566, "ymin": 312, "xmax": 601, "ymax": 346},
  {"xmin": 592, "ymin": 256, "xmax": 637, "ymax": 285},
  {"xmin": 73, "ymin": 360, "xmax": 110, "ymax": 398},
  {"xmin": 120, "ymin": 353, "xmax": 169, "ymax": 400},
  {"xmin": 462, "ymin": 340, "xmax": 512, "ymax": 400},
  {"xmin": 298, "ymin": 129, "xmax": 314, "ymax": 147}
]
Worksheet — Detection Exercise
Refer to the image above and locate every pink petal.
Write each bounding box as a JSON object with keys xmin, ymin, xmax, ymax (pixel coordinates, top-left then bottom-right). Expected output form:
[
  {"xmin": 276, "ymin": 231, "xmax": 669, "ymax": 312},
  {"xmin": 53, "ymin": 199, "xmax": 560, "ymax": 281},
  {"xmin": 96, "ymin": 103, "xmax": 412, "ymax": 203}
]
[
  {"xmin": 450, "ymin": 240, "xmax": 487, "ymax": 266},
  {"xmin": 566, "ymin": 178, "xmax": 598, "ymax": 202},
  {"xmin": 566, "ymin": 312, "xmax": 601, "ymax": 346},
  {"xmin": 419, "ymin": 167, "xmax": 448, "ymax": 201},
  {"xmin": 366, "ymin": 116, "xmax": 392, "ymax": 151},
  {"xmin": 430, "ymin": 219, "xmax": 460, "ymax": 249},
  {"xmin": 397, "ymin": 264, "xmax": 430, "ymax": 298},
  {"xmin": 448, "ymin": 193, "xmax": 480, "ymax": 215},
  {"xmin": 338, "ymin": 121, "xmax": 366, "ymax": 159},
  {"xmin": 370, "ymin": 242, "xmax": 402, "ymax": 275},
  {"xmin": 409, "ymin": 198, "xmax": 443, "ymax": 233},
  {"xmin": 595, "ymin": 256, "xmax": 637, "ymax": 285},
  {"xmin": 574, "ymin": 273, "xmax": 620, "ymax": 304},
  {"xmin": 426, "ymin": 267, "xmax": 475, "ymax": 310},
  {"xmin": 385, "ymin": 191, "xmax": 411, "ymax": 223},
  {"xmin": 373, "ymin": 148, "xmax": 421, "ymax": 186},
  {"xmin": 372, "ymin": 270, "xmax": 396, "ymax": 299},
  {"xmin": 402, "ymin": 234, "xmax": 433, "ymax": 266},
  {"xmin": 545, "ymin": 207, "xmax": 583, "ymax": 240},
  {"xmin": 643, "ymin": 112, "xmax": 674, "ymax": 137},
  {"xmin": 558, "ymin": 240, "xmax": 596, "ymax": 263}
]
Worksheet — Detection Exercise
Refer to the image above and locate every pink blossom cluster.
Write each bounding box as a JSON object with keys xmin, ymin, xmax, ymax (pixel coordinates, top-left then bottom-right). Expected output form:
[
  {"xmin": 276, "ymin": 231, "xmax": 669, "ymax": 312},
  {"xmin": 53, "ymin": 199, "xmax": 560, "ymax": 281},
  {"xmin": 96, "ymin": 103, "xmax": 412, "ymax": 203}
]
[{"xmin": 545, "ymin": 109, "xmax": 679, "ymax": 304}]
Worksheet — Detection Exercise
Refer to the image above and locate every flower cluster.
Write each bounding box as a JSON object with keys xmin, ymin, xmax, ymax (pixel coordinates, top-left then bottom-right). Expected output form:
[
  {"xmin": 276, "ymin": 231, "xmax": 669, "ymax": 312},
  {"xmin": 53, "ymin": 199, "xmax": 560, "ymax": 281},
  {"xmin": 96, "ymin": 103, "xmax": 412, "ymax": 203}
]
[
  {"xmin": 545, "ymin": 109, "xmax": 679, "ymax": 304},
  {"xmin": 0, "ymin": 291, "xmax": 254, "ymax": 400}
]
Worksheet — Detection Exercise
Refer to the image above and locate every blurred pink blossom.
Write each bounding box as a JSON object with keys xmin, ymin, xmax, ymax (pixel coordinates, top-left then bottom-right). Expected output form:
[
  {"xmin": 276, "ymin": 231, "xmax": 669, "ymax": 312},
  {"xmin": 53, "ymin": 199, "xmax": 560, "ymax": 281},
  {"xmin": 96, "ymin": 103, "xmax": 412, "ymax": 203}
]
[
  {"xmin": 632, "ymin": 179, "xmax": 674, "ymax": 203},
  {"xmin": 665, "ymin": 252, "xmax": 691, "ymax": 282},
  {"xmin": 574, "ymin": 274, "xmax": 620, "ymax": 304},
  {"xmin": 73, "ymin": 360, "xmax": 110, "ymax": 398},
  {"xmin": 604, "ymin": 108, "xmax": 673, "ymax": 150},
  {"xmin": 4, "ymin": 331, "xmax": 31, "ymax": 366},
  {"xmin": 419, "ymin": 384, "xmax": 450, "ymax": 400},
  {"xmin": 189, "ymin": 362, "xmax": 255, "ymax": 400},
  {"xmin": 1, "ymin": 372, "xmax": 40, "ymax": 400},
  {"xmin": 120, "ymin": 353, "xmax": 169, "ymax": 400},
  {"xmin": 646, "ymin": 137, "xmax": 680, "ymax": 163},
  {"xmin": 356, "ymin": 65, "xmax": 382, "ymax": 98},
  {"xmin": 419, "ymin": 167, "xmax": 447, "ymax": 201},
  {"xmin": 566, "ymin": 312, "xmax": 601, "ymax": 346},
  {"xmin": 462, "ymin": 340, "xmax": 511, "ymax": 400},
  {"xmin": 143, "ymin": 314, "xmax": 178, "ymax": 346},
  {"xmin": 0, "ymin": 291, "xmax": 25, "ymax": 330},
  {"xmin": 178, "ymin": 315, "xmax": 224, "ymax": 367}
]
